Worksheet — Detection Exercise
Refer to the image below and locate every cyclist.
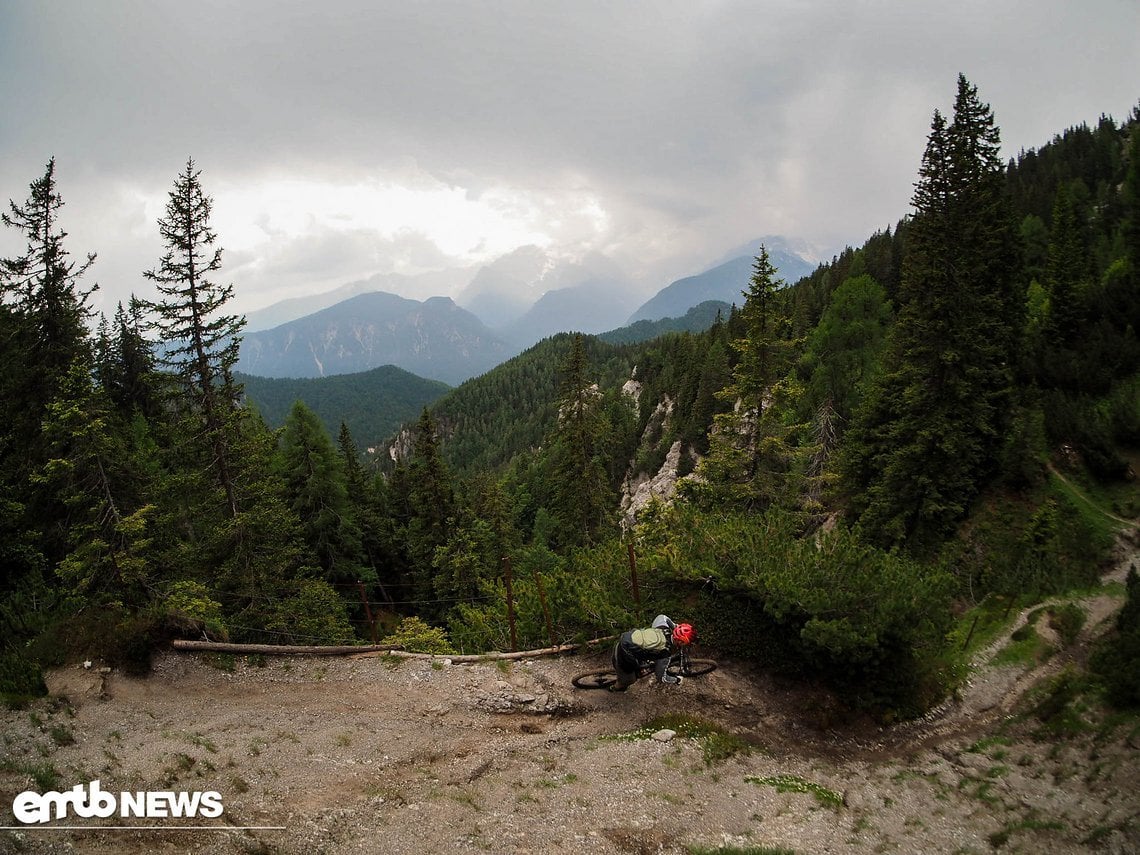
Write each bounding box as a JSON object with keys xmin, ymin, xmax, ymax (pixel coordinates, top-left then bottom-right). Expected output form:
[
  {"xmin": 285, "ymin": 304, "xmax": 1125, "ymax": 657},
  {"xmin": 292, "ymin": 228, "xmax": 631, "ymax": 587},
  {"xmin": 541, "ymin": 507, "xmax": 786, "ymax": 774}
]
[{"xmin": 610, "ymin": 614, "xmax": 694, "ymax": 692}]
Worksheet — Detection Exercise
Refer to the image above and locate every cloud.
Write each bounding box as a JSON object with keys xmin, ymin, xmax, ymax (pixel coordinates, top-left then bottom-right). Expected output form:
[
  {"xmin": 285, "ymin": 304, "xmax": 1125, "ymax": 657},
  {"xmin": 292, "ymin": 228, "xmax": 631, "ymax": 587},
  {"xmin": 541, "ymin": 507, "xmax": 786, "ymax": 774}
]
[{"xmin": 1, "ymin": 0, "xmax": 1137, "ymax": 318}]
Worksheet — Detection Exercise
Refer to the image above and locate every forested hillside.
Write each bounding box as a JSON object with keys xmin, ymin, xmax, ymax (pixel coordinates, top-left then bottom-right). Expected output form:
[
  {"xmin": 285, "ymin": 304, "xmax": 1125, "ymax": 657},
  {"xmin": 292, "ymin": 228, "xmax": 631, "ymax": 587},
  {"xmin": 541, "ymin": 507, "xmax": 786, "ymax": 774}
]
[
  {"xmin": 237, "ymin": 367, "xmax": 449, "ymax": 445},
  {"xmin": 2, "ymin": 79, "xmax": 1139, "ymax": 720}
]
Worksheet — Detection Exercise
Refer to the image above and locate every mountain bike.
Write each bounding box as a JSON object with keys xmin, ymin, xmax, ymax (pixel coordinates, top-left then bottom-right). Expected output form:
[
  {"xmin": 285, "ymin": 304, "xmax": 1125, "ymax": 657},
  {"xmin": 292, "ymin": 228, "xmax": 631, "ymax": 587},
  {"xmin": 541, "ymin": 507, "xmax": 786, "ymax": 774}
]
[{"xmin": 571, "ymin": 646, "xmax": 717, "ymax": 689}]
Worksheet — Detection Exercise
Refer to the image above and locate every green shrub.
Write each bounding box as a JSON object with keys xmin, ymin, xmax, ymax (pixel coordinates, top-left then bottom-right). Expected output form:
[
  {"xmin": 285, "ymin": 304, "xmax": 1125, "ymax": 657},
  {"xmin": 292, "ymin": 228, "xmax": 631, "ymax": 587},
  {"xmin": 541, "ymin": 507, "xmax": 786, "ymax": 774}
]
[
  {"xmin": 635, "ymin": 504, "xmax": 956, "ymax": 717},
  {"xmin": 1048, "ymin": 603, "xmax": 1085, "ymax": 646},
  {"xmin": 0, "ymin": 650, "xmax": 47, "ymax": 707},
  {"xmin": 27, "ymin": 603, "xmax": 201, "ymax": 676},
  {"xmin": 164, "ymin": 580, "xmax": 228, "ymax": 640},
  {"xmin": 259, "ymin": 579, "xmax": 355, "ymax": 645},
  {"xmin": 385, "ymin": 616, "xmax": 455, "ymax": 655},
  {"xmin": 1090, "ymin": 568, "xmax": 1140, "ymax": 708}
]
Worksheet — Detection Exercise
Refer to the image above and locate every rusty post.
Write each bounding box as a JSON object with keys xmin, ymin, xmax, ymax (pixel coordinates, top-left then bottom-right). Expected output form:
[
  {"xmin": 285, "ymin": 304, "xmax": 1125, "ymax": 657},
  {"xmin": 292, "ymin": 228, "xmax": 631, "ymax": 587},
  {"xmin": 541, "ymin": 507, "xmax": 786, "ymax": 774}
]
[
  {"xmin": 356, "ymin": 580, "xmax": 378, "ymax": 645},
  {"xmin": 502, "ymin": 556, "xmax": 518, "ymax": 653},
  {"xmin": 627, "ymin": 542, "xmax": 641, "ymax": 606},
  {"xmin": 533, "ymin": 569, "xmax": 555, "ymax": 648},
  {"xmin": 962, "ymin": 614, "xmax": 981, "ymax": 651}
]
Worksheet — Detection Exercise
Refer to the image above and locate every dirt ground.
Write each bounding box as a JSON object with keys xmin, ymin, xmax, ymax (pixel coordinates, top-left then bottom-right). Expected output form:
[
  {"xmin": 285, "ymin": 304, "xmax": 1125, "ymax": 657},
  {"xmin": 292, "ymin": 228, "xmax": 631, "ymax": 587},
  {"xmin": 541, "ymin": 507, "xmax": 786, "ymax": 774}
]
[{"xmin": 2, "ymin": 542, "xmax": 1139, "ymax": 855}]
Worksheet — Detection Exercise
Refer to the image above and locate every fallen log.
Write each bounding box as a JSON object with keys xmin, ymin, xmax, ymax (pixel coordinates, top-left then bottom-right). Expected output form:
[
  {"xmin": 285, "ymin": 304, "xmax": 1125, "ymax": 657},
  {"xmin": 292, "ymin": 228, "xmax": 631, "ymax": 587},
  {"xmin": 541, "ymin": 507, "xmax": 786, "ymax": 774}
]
[
  {"xmin": 171, "ymin": 640, "xmax": 399, "ymax": 656},
  {"xmin": 170, "ymin": 636, "xmax": 615, "ymax": 661}
]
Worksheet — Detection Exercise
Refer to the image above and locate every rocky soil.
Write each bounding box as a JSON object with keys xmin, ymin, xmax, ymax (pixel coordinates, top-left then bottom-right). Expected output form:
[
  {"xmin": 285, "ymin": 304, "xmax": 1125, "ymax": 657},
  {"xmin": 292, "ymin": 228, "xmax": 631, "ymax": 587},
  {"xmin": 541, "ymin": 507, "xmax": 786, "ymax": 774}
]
[{"xmin": 2, "ymin": 542, "xmax": 1139, "ymax": 855}]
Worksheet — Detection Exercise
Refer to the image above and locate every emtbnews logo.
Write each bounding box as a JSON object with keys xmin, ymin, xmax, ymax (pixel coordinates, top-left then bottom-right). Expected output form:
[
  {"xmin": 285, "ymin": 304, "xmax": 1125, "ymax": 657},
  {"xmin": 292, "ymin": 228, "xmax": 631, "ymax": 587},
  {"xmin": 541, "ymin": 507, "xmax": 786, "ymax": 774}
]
[{"xmin": 12, "ymin": 780, "xmax": 223, "ymax": 825}]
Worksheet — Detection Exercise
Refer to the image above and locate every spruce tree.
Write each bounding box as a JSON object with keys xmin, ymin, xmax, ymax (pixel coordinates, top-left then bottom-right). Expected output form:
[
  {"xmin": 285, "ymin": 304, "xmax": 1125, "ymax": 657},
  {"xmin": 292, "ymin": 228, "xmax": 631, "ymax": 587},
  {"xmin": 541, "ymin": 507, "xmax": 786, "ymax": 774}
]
[
  {"xmin": 139, "ymin": 159, "xmax": 245, "ymax": 518},
  {"xmin": 0, "ymin": 160, "xmax": 96, "ymax": 481},
  {"xmin": 685, "ymin": 247, "xmax": 801, "ymax": 510},
  {"xmin": 547, "ymin": 334, "xmax": 615, "ymax": 546},
  {"xmin": 35, "ymin": 362, "xmax": 155, "ymax": 602},
  {"xmin": 1044, "ymin": 182, "xmax": 1089, "ymax": 346},
  {"xmin": 277, "ymin": 401, "xmax": 367, "ymax": 586},
  {"xmin": 845, "ymin": 76, "xmax": 1021, "ymax": 551},
  {"xmin": 404, "ymin": 408, "xmax": 455, "ymax": 613}
]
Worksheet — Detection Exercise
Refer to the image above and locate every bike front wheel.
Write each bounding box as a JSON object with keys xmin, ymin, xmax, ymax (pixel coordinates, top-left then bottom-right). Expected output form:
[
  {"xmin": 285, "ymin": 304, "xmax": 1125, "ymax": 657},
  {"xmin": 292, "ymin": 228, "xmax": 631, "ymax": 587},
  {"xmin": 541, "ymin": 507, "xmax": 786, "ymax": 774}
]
[
  {"xmin": 682, "ymin": 658, "xmax": 717, "ymax": 677},
  {"xmin": 667, "ymin": 658, "xmax": 717, "ymax": 679},
  {"xmin": 572, "ymin": 669, "xmax": 619, "ymax": 690}
]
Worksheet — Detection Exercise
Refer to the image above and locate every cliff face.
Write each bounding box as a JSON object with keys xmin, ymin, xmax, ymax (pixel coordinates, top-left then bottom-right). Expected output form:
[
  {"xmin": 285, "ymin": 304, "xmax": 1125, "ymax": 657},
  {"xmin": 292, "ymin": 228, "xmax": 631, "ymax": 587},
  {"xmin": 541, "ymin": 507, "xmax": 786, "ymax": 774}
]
[{"xmin": 618, "ymin": 392, "xmax": 701, "ymax": 530}]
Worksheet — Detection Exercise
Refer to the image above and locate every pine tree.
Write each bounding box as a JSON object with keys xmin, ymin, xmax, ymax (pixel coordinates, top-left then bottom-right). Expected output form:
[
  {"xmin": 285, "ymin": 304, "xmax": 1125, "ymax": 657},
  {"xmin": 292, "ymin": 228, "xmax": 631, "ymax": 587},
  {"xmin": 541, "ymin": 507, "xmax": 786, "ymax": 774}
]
[
  {"xmin": 1121, "ymin": 111, "xmax": 1140, "ymax": 327},
  {"xmin": 0, "ymin": 160, "xmax": 97, "ymax": 480},
  {"xmin": 277, "ymin": 401, "xmax": 367, "ymax": 585},
  {"xmin": 845, "ymin": 76, "xmax": 1021, "ymax": 550},
  {"xmin": 139, "ymin": 159, "xmax": 245, "ymax": 518},
  {"xmin": 35, "ymin": 363, "xmax": 154, "ymax": 602},
  {"xmin": 547, "ymin": 334, "xmax": 615, "ymax": 546},
  {"xmin": 1044, "ymin": 182, "xmax": 1089, "ymax": 346},
  {"xmin": 337, "ymin": 422, "xmax": 400, "ymax": 605},
  {"xmin": 404, "ymin": 409, "xmax": 455, "ymax": 612},
  {"xmin": 799, "ymin": 273, "xmax": 892, "ymax": 424},
  {"xmin": 685, "ymin": 247, "xmax": 802, "ymax": 510}
]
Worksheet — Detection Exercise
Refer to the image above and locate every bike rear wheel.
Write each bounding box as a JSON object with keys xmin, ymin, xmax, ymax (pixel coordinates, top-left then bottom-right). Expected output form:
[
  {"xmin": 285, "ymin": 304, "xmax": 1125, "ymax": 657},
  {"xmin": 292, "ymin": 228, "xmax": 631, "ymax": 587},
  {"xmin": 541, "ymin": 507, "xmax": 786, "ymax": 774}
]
[{"xmin": 572, "ymin": 669, "xmax": 619, "ymax": 690}]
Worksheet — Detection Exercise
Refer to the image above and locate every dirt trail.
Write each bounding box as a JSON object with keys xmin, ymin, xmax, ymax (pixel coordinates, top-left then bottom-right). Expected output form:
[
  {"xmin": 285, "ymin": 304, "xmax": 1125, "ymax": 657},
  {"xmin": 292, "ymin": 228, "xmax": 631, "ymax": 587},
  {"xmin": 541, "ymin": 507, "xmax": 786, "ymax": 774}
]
[{"xmin": 2, "ymin": 539, "xmax": 1139, "ymax": 854}]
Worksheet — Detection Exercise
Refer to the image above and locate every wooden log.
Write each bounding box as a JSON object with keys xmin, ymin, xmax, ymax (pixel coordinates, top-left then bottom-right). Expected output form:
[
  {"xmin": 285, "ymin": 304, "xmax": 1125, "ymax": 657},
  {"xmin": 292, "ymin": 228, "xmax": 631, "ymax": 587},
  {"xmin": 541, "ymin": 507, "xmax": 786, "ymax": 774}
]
[
  {"xmin": 171, "ymin": 640, "xmax": 399, "ymax": 656},
  {"xmin": 170, "ymin": 635, "xmax": 616, "ymax": 661}
]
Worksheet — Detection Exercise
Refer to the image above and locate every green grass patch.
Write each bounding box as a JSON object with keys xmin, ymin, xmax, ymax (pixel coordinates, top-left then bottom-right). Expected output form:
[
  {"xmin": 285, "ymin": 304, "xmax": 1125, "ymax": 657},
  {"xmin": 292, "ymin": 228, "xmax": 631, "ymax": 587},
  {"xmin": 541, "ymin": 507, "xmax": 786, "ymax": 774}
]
[
  {"xmin": 951, "ymin": 595, "xmax": 1021, "ymax": 658},
  {"xmin": 48, "ymin": 723, "xmax": 75, "ymax": 747},
  {"xmin": 611, "ymin": 713, "xmax": 752, "ymax": 765},
  {"xmin": 745, "ymin": 774, "xmax": 842, "ymax": 809},
  {"xmin": 204, "ymin": 653, "xmax": 236, "ymax": 672},
  {"xmin": 1047, "ymin": 471, "xmax": 1124, "ymax": 548},
  {"xmin": 0, "ymin": 758, "xmax": 61, "ymax": 791},
  {"xmin": 989, "ymin": 816, "xmax": 1065, "ymax": 848},
  {"xmin": 1029, "ymin": 668, "xmax": 1095, "ymax": 738},
  {"xmin": 1048, "ymin": 603, "xmax": 1086, "ymax": 645},
  {"xmin": 965, "ymin": 735, "xmax": 1012, "ymax": 754},
  {"xmin": 992, "ymin": 625, "xmax": 1054, "ymax": 667}
]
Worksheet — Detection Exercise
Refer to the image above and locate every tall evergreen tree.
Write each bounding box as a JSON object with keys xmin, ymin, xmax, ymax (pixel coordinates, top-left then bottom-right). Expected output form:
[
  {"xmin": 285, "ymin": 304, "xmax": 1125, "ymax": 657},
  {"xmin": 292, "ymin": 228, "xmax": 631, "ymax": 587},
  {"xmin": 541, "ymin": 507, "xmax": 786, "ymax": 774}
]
[
  {"xmin": 0, "ymin": 160, "xmax": 96, "ymax": 481},
  {"xmin": 547, "ymin": 334, "xmax": 615, "ymax": 546},
  {"xmin": 139, "ymin": 159, "xmax": 245, "ymax": 518},
  {"xmin": 404, "ymin": 408, "xmax": 456, "ymax": 613},
  {"xmin": 686, "ymin": 247, "xmax": 801, "ymax": 510},
  {"xmin": 798, "ymin": 273, "xmax": 892, "ymax": 425},
  {"xmin": 35, "ymin": 363, "xmax": 154, "ymax": 602},
  {"xmin": 338, "ymin": 422, "xmax": 400, "ymax": 604},
  {"xmin": 103, "ymin": 299, "xmax": 161, "ymax": 418},
  {"xmin": 845, "ymin": 76, "xmax": 1021, "ymax": 551},
  {"xmin": 1044, "ymin": 182, "xmax": 1089, "ymax": 346},
  {"xmin": 277, "ymin": 401, "xmax": 367, "ymax": 586}
]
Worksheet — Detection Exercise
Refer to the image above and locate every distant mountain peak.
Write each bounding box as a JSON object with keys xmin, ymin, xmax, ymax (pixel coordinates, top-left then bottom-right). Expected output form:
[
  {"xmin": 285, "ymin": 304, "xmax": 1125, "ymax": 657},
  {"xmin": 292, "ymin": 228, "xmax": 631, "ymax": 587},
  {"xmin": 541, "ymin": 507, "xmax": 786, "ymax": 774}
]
[{"xmin": 628, "ymin": 238, "xmax": 818, "ymax": 325}]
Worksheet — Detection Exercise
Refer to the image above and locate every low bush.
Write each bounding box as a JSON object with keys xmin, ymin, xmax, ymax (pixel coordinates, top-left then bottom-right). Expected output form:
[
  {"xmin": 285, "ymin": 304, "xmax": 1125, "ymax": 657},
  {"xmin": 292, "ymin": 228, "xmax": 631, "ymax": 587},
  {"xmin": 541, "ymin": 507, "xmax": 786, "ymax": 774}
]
[
  {"xmin": 1090, "ymin": 568, "xmax": 1140, "ymax": 708},
  {"xmin": 635, "ymin": 504, "xmax": 956, "ymax": 718}
]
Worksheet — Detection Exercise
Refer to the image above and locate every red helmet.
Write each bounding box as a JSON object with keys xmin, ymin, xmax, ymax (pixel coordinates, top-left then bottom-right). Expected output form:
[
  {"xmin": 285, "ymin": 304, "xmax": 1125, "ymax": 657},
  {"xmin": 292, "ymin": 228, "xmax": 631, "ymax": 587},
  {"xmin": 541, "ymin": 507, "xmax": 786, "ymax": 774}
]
[{"xmin": 672, "ymin": 623, "xmax": 694, "ymax": 645}]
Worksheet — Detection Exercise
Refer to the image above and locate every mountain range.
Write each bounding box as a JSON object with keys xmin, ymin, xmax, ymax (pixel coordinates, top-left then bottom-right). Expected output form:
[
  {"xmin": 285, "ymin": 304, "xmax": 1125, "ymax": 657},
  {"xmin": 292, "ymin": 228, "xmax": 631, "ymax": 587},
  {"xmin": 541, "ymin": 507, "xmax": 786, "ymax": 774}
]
[
  {"xmin": 236, "ymin": 291, "xmax": 510, "ymax": 385},
  {"xmin": 236, "ymin": 238, "xmax": 818, "ymax": 383}
]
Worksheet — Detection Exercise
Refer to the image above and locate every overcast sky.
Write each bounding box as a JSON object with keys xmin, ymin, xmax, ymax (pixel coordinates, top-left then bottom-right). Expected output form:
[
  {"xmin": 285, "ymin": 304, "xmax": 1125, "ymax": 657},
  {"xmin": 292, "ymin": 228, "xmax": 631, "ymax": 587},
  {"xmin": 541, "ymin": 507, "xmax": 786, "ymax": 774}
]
[{"xmin": 2, "ymin": 0, "xmax": 1138, "ymax": 318}]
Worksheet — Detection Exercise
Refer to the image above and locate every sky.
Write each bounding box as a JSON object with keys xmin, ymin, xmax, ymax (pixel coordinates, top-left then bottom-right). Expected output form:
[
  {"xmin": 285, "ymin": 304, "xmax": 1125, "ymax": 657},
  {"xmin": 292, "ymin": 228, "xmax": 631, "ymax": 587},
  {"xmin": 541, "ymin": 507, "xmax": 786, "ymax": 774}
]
[{"xmin": 1, "ymin": 0, "xmax": 1138, "ymax": 319}]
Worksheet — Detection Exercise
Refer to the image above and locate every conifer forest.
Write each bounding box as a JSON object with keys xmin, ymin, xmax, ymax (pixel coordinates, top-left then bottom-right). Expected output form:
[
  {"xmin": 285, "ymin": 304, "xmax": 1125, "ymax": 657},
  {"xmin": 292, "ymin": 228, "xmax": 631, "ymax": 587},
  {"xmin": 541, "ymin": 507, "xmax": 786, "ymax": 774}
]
[{"xmin": 3, "ymin": 76, "xmax": 1140, "ymax": 720}]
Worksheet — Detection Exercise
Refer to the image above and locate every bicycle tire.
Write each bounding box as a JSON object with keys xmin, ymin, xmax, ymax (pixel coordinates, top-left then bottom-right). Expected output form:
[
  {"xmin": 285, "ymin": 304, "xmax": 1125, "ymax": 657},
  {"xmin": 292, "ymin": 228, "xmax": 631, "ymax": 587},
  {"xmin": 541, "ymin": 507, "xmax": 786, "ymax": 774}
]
[
  {"xmin": 681, "ymin": 658, "xmax": 717, "ymax": 677},
  {"xmin": 572, "ymin": 670, "xmax": 618, "ymax": 690}
]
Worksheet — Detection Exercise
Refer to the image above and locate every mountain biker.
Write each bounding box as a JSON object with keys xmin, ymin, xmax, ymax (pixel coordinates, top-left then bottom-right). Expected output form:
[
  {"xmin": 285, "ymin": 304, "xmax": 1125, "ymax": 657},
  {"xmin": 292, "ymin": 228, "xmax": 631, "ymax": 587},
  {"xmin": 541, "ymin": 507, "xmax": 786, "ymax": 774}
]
[{"xmin": 609, "ymin": 614, "xmax": 694, "ymax": 691}]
